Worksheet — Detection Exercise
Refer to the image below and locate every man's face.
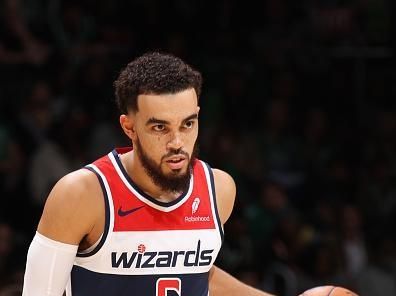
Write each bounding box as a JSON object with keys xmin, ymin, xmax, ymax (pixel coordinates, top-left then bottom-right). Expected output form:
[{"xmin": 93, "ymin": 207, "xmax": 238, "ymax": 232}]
[{"xmin": 132, "ymin": 88, "xmax": 199, "ymax": 192}]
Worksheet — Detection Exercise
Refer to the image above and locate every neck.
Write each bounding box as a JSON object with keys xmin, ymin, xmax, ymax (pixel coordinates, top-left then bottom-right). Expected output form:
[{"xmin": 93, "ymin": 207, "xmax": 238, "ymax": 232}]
[{"xmin": 120, "ymin": 151, "xmax": 182, "ymax": 202}]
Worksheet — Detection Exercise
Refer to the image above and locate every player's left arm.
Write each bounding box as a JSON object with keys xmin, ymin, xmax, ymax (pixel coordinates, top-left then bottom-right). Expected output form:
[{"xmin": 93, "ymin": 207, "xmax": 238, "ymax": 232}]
[{"xmin": 209, "ymin": 169, "xmax": 275, "ymax": 296}]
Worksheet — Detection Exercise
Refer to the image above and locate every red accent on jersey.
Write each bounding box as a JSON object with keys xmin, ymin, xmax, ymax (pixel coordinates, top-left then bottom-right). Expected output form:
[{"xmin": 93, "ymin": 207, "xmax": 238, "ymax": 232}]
[
  {"xmin": 156, "ymin": 278, "xmax": 181, "ymax": 296},
  {"xmin": 92, "ymin": 148, "xmax": 216, "ymax": 232}
]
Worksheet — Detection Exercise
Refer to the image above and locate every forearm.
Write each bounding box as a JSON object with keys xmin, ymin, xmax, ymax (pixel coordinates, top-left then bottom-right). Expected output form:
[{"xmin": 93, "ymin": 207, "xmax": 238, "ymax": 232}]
[{"xmin": 209, "ymin": 266, "xmax": 275, "ymax": 296}]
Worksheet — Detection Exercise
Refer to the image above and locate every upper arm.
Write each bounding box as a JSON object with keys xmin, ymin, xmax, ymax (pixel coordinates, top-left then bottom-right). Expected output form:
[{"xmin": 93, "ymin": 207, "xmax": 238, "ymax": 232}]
[
  {"xmin": 37, "ymin": 169, "xmax": 102, "ymax": 245},
  {"xmin": 212, "ymin": 169, "xmax": 236, "ymax": 225}
]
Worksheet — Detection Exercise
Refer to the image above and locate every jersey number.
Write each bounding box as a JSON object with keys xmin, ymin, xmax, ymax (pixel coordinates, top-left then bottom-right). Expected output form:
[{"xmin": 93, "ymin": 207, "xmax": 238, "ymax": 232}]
[{"xmin": 156, "ymin": 278, "xmax": 181, "ymax": 296}]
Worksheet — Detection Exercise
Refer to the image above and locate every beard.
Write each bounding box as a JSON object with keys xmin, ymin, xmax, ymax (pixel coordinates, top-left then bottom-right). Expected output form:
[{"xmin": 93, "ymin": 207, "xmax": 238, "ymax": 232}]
[{"xmin": 134, "ymin": 138, "xmax": 199, "ymax": 193}]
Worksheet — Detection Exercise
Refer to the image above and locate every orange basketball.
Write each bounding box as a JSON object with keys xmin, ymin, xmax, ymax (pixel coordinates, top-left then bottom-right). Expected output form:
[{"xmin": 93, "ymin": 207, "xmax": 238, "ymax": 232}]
[{"xmin": 299, "ymin": 286, "xmax": 358, "ymax": 296}]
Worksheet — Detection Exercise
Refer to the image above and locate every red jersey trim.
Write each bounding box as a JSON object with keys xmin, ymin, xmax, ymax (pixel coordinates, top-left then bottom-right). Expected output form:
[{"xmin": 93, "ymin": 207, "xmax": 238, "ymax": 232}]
[{"xmin": 108, "ymin": 149, "xmax": 194, "ymax": 212}]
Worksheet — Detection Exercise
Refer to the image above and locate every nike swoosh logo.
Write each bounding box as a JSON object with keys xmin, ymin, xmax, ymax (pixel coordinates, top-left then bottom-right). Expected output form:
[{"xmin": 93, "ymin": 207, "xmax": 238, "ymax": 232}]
[{"xmin": 118, "ymin": 205, "xmax": 145, "ymax": 217}]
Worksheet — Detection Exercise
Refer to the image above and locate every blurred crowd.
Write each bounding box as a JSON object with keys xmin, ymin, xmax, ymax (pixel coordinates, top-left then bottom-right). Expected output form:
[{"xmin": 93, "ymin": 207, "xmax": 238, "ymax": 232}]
[{"xmin": 1, "ymin": 0, "xmax": 396, "ymax": 295}]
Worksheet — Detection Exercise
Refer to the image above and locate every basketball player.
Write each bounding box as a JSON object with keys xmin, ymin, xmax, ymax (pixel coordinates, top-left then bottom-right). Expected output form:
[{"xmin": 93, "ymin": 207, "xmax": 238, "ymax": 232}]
[{"xmin": 22, "ymin": 52, "xmax": 274, "ymax": 296}]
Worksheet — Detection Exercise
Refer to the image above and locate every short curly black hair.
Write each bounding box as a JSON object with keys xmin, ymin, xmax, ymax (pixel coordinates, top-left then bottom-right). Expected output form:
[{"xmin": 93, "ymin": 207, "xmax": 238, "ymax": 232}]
[{"xmin": 114, "ymin": 52, "xmax": 202, "ymax": 114}]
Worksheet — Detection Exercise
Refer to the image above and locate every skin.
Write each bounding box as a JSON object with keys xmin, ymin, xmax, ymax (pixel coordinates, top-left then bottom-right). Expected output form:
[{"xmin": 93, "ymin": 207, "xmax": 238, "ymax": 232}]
[
  {"xmin": 119, "ymin": 88, "xmax": 200, "ymax": 199},
  {"xmin": 37, "ymin": 88, "xmax": 273, "ymax": 296}
]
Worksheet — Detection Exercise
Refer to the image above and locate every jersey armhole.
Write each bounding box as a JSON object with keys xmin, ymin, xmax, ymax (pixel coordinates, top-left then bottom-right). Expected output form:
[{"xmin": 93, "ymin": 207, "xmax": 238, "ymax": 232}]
[
  {"xmin": 76, "ymin": 165, "xmax": 111, "ymax": 257},
  {"xmin": 200, "ymin": 161, "xmax": 224, "ymax": 242}
]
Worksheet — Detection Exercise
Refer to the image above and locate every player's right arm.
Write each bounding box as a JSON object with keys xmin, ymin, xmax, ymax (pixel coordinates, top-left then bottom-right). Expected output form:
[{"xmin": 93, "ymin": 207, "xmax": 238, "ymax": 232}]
[{"xmin": 22, "ymin": 169, "xmax": 102, "ymax": 296}]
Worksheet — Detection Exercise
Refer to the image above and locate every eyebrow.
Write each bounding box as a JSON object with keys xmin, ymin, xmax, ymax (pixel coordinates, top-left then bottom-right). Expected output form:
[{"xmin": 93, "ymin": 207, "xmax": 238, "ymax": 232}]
[{"xmin": 146, "ymin": 113, "xmax": 198, "ymax": 126}]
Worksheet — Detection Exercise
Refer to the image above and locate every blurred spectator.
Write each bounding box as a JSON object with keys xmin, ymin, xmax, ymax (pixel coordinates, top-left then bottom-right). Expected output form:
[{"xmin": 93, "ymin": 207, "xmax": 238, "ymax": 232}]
[
  {"xmin": 257, "ymin": 98, "xmax": 305, "ymax": 192},
  {"xmin": 244, "ymin": 180, "xmax": 291, "ymax": 263},
  {"xmin": 28, "ymin": 138, "xmax": 71, "ymax": 206},
  {"xmin": 359, "ymin": 110, "xmax": 396, "ymax": 224},
  {"xmin": 339, "ymin": 204, "xmax": 368, "ymax": 283},
  {"xmin": 0, "ymin": 0, "xmax": 49, "ymax": 66},
  {"xmin": 217, "ymin": 215, "xmax": 255, "ymax": 275},
  {"xmin": 14, "ymin": 80, "xmax": 54, "ymax": 152},
  {"xmin": 296, "ymin": 237, "xmax": 348, "ymax": 293},
  {"xmin": 48, "ymin": 0, "xmax": 111, "ymax": 67},
  {"xmin": 355, "ymin": 232, "xmax": 396, "ymax": 296},
  {"xmin": 260, "ymin": 209, "xmax": 302, "ymax": 296},
  {"xmin": 302, "ymin": 108, "xmax": 334, "ymax": 179}
]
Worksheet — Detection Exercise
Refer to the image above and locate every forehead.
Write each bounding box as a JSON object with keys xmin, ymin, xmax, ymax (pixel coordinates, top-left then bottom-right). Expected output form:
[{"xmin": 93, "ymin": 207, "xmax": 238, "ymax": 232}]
[{"xmin": 136, "ymin": 88, "xmax": 198, "ymax": 121}]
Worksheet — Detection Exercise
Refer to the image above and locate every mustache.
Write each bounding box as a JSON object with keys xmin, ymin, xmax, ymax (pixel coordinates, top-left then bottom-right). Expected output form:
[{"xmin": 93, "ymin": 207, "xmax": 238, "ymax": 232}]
[{"xmin": 161, "ymin": 148, "xmax": 189, "ymax": 161}]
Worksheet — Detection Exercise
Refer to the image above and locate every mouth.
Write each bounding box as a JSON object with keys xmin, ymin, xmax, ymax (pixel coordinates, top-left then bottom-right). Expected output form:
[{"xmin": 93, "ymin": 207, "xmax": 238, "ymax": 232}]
[{"xmin": 165, "ymin": 155, "xmax": 187, "ymax": 170}]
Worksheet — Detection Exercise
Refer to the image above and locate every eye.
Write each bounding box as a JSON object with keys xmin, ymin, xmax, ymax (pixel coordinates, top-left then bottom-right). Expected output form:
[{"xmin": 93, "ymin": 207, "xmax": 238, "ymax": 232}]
[
  {"xmin": 152, "ymin": 124, "xmax": 166, "ymax": 132},
  {"xmin": 184, "ymin": 120, "xmax": 195, "ymax": 129}
]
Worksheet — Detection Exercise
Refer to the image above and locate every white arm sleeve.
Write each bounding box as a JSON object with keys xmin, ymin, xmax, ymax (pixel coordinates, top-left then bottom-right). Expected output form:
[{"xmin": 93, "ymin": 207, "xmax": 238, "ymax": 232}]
[{"xmin": 22, "ymin": 232, "xmax": 79, "ymax": 296}]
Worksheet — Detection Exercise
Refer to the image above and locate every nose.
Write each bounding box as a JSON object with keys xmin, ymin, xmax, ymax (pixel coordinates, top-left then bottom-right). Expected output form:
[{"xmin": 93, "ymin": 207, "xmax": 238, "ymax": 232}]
[{"xmin": 167, "ymin": 131, "xmax": 184, "ymax": 151}]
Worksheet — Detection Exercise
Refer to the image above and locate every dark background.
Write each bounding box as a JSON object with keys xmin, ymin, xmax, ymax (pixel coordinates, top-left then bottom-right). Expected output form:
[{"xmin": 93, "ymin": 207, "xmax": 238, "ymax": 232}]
[{"xmin": 1, "ymin": 0, "xmax": 396, "ymax": 295}]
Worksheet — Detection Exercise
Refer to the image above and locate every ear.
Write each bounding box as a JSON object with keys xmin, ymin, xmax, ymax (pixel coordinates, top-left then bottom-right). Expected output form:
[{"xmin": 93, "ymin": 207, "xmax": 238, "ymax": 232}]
[{"xmin": 120, "ymin": 114, "xmax": 137, "ymax": 141}]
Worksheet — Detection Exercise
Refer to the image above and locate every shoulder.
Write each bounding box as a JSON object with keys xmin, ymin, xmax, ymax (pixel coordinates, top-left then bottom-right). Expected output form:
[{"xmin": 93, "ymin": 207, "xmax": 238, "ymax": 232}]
[
  {"xmin": 37, "ymin": 168, "xmax": 103, "ymax": 245},
  {"xmin": 212, "ymin": 168, "xmax": 236, "ymax": 225}
]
